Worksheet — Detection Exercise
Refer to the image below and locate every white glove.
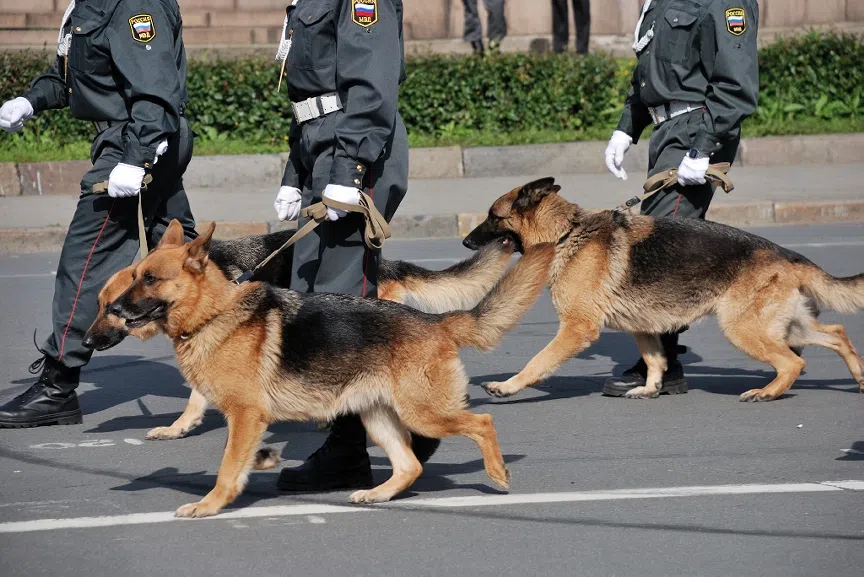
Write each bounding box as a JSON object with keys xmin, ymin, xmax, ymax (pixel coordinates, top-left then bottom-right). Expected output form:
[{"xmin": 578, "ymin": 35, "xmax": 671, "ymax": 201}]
[
  {"xmin": 677, "ymin": 154, "xmax": 710, "ymax": 186},
  {"xmin": 274, "ymin": 185, "xmax": 302, "ymax": 221},
  {"xmin": 152, "ymin": 139, "xmax": 169, "ymax": 166},
  {"xmin": 107, "ymin": 163, "xmax": 146, "ymax": 198},
  {"xmin": 604, "ymin": 130, "xmax": 632, "ymax": 180},
  {"xmin": 0, "ymin": 97, "xmax": 34, "ymax": 133},
  {"xmin": 322, "ymin": 184, "xmax": 361, "ymax": 222}
]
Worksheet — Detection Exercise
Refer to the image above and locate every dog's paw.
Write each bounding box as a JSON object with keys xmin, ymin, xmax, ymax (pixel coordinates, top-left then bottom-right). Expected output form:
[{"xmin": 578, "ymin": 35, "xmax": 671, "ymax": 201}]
[
  {"xmin": 482, "ymin": 381, "xmax": 519, "ymax": 398},
  {"xmin": 624, "ymin": 386, "xmax": 660, "ymax": 399},
  {"xmin": 490, "ymin": 466, "xmax": 510, "ymax": 490},
  {"xmin": 349, "ymin": 489, "xmax": 391, "ymax": 504},
  {"xmin": 175, "ymin": 500, "xmax": 221, "ymax": 519},
  {"xmin": 145, "ymin": 426, "xmax": 186, "ymax": 440},
  {"xmin": 739, "ymin": 389, "xmax": 776, "ymax": 402}
]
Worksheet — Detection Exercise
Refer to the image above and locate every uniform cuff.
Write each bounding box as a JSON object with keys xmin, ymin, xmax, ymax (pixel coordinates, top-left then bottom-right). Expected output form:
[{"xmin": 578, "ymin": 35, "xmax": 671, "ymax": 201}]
[
  {"xmin": 692, "ymin": 132, "xmax": 723, "ymax": 156},
  {"xmin": 329, "ymin": 154, "xmax": 367, "ymax": 189},
  {"xmin": 23, "ymin": 90, "xmax": 44, "ymax": 114},
  {"xmin": 120, "ymin": 140, "xmax": 157, "ymax": 170}
]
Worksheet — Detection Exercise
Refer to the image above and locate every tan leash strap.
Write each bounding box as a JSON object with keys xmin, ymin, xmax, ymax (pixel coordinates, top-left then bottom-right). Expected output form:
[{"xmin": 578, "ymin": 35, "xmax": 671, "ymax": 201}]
[
  {"xmin": 92, "ymin": 174, "xmax": 154, "ymax": 259},
  {"xmin": 615, "ymin": 163, "xmax": 734, "ymax": 212},
  {"xmin": 233, "ymin": 191, "xmax": 390, "ymax": 284}
]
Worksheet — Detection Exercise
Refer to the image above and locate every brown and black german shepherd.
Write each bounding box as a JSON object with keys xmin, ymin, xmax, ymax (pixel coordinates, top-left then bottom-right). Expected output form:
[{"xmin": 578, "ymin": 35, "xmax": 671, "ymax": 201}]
[
  {"xmin": 83, "ymin": 229, "xmax": 516, "ymax": 441},
  {"xmin": 107, "ymin": 220, "xmax": 554, "ymax": 517},
  {"xmin": 463, "ymin": 177, "xmax": 864, "ymax": 402}
]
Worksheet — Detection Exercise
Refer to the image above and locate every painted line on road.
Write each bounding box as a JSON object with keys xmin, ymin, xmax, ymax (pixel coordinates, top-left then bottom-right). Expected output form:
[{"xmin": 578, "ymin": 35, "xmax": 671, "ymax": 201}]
[
  {"xmin": 0, "ymin": 479, "xmax": 860, "ymax": 534},
  {"xmin": 0, "ymin": 272, "xmax": 56, "ymax": 279},
  {"xmin": 784, "ymin": 241, "xmax": 864, "ymax": 248}
]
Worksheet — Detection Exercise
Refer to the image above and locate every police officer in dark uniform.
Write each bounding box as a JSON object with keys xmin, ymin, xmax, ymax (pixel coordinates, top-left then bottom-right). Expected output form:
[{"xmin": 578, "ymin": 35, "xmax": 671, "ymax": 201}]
[
  {"xmin": 271, "ymin": 0, "xmax": 440, "ymax": 492},
  {"xmin": 601, "ymin": 0, "xmax": 759, "ymax": 396},
  {"xmin": 0, "ymin": 0, "xmax": 196, "ymax": 427}
]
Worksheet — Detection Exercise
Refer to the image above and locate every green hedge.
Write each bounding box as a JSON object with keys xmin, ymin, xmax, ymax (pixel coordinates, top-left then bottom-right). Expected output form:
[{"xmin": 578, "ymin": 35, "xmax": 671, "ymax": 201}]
[{"xmin": 0, "ymin": 31, "xmax": 861, "ymax": 149}]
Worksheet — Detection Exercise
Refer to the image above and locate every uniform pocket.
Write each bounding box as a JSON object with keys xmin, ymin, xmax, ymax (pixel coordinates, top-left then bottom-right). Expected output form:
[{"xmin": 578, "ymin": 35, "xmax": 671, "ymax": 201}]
[
  {"xmin": 656, "ymin": 9, "xmax": 698, "ymax": 64},
  {"xmin": 293, "ymin": 0, "xmax": 335, "ymax": 71},
  {"xmin": 68, "ymin": 16, "xmax": 110, "ymax": 74}
]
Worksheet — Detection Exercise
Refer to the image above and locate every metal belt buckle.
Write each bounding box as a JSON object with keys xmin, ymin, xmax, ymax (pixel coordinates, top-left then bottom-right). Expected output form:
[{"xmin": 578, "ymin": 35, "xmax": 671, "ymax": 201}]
[{"xmin": 293, "ymin": 99, "xmax": 313, "ymax": 122}]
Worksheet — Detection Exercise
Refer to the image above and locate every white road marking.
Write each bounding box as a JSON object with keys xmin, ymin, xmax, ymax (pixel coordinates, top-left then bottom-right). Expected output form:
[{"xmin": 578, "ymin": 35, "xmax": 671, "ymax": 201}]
[
  {"xmin": 0, "ymin": 272, "xmax": 56, "ymax": 279},
  {"xmin": 0, "ymin": 480, "xmax": 860, "ymax": 534},
  {"xmin": 306, "ymin": 515, "xmax": 326, "ymax": 524},
  {"xmin": 784, "ymin": 241, "xmax": 864, "ymax": 248},
  {"xmin": 30, "ymin": 440, "xmax": 115, "ymax": 450},
  {"xmin": 124, "ymin": 439, "xmax": 144, "ymax": 446}
]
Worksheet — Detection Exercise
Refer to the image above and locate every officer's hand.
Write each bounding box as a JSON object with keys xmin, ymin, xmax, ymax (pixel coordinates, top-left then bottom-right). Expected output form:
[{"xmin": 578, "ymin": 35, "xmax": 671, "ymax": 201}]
[
  {"xmin": 152, "ymin": 139, "xmax": 169, "ymax": 166},
  {"xmin": 322, "ymin": 184, "xmax": 361, "ymax": 222},
  {"xmin": 274, "ymin": 186, "xmax": 302, "ymax": 221},
  {"xmin": 107, "ymin": 163, "xmax": 146, "ymax": 198},
  {"xmin": 0, "ymin": 97, "xmax": 34, "ymax": 133},
  {"xmin": 677, "ymin": 155, "xmax": 710, "ymax": 186},
  {"xmin": 604, "ymin": 131, "xmax": 632, "ymax": 180}
]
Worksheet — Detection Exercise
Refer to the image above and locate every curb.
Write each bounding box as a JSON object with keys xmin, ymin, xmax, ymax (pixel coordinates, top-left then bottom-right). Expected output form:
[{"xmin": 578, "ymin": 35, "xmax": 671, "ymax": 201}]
[
  {"xmin": 3, "ymin": 200, "xmax": 862, "ymax": 254},
  {"xmin": 2, "ymin": 133, "xmax": 863, "ymax": 197}
]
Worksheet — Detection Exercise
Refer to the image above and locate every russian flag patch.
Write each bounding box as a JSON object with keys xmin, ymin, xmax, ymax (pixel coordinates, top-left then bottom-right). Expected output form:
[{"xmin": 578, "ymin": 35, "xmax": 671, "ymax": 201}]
[
  {"xmin": 725, "ymin": 8, "xmax": 746, "ymax": 36},
  {"xmin": 129, "ymin": 14, "xmax": 156, "ymax": 43},
  {"xmin": 353, "ymin": 0, "xmax": 378, "ymax": 28}
]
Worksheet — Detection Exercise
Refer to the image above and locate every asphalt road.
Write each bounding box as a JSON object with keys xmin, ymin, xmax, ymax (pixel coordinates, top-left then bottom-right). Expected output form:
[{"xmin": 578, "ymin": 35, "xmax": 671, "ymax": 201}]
[{"xmin": 0, "ymin": 224, "xmax": 862, "ymax": 577}]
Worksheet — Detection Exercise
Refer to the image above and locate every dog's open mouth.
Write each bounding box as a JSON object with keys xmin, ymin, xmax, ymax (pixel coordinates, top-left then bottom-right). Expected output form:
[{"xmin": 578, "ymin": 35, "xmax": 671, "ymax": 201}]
[{"xmin": 124, "ymin": 304, "xmax": 165, "ymax": 328}]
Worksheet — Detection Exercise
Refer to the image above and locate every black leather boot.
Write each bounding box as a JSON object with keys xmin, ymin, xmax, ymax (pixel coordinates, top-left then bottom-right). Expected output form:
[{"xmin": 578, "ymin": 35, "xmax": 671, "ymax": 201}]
[
  {"xmin": 277, "ymin": 414, "xmax": 442, "ymax": 492},
  {"xmin": 0, "ymin": 356, "xmax": 82, "ymax": 428},
  {"xmin": 277, "ymin": 414, "xmax": 373, "ymax": 492},
  {"xmin": 602, "ymin": 333, "xmax": 688, "ymax": 397},
  {"xmin": 471, "ymin": 40, "xmax": 485, "ymax": 55}
]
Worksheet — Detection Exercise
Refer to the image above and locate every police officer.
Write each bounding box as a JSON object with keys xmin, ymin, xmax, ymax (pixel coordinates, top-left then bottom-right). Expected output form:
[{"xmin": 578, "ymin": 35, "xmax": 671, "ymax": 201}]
[
  {"xmin": 271, "ymin": 0, "xmax": 439, "ymax": 492},
  {"xmin": 0, "ymin": 0, "xmax": 196, "ymax": 427},
  {"xmin": 601, "ymin": 0, "xmax": 758, "ymax": 397},
  {"xmin": 462, "ymin": 0, "xmax": 507, "ymax": 54}
]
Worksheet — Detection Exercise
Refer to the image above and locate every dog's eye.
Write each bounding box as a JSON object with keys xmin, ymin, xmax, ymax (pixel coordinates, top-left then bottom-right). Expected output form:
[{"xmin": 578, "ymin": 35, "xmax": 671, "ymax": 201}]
[{"xmin": 142, "ymin": 272, "xmax": 158, "ymax": 285}]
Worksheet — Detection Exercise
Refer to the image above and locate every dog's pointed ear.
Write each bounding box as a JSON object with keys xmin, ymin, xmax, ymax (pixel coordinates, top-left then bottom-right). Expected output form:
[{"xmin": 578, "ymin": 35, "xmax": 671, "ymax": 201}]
[
  {"xmin": 157, "ymin": 219, "xmax": 186, "ymax": 249},
  {"xmin": 184, "ymin": 222, "xmax": 215, "ymax": 274},
  {"xmin": 515, "ymin": 177, "xmax": 558, "ymax": 210}
]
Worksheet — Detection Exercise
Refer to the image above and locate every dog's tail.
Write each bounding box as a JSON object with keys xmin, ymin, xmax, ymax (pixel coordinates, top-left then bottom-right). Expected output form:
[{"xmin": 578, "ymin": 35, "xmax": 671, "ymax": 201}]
[
  {"xmin": 441, "ymin": 243, "xmax": 555, "ymax": 350},
  {"xmin": 378, "ymin": 239, "xmax": 516, "ymax": 313},
  {"xmin": 801, "ymin": 266, "xmax": 864, "ymax": 314},
  {"xmin": 252, "ymin": 447, "xmax": 281, "ymax": 470}
]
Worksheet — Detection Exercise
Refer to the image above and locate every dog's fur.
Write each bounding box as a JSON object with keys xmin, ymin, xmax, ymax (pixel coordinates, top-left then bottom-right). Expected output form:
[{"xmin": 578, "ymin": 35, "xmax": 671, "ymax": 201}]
[
  {"xmin": 107, "ymin": 220, "xmax": 554, "ymax": 517},
  {"xmin": 463, "ymin": 177, "xmax": 864, "ymax": 401},
  {"xmin": 84, "ymin": 230, "xmax": 515, "ymax": 441}
]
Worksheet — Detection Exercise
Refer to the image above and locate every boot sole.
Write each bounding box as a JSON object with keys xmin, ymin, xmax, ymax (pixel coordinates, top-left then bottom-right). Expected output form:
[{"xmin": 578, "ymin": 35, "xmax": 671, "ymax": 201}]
[
  {"xmin": 602, "ymin": 380, "xmax": 688, "ymax": 397},
  {"xmin": 0, "ymin": 410, "xmax": 83, "ymax": 428}
]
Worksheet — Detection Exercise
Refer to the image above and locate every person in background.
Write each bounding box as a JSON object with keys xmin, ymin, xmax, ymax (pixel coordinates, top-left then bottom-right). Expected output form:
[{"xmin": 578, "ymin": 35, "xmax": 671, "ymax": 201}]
[
  {"xmin": 463, "ymin": 0, "xmax": 507, "ymax": 54},
  {"xmin": 601, "ymin": 0, "xmax": 759, "ymax": 397},
  {"xmin": 552, "ymin": 0, "xmax": 590, "ymax": 54}
]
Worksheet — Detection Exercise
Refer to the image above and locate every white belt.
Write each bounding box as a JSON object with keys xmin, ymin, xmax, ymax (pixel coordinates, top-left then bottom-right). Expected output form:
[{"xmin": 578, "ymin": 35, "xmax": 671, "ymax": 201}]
[
  {"xmin": 292, "ymin": 94, "xmax": 343, "ymax": 124},
  {"xmin": 647, "ymin": 101, "xmax": 704, "ymax": 126}
]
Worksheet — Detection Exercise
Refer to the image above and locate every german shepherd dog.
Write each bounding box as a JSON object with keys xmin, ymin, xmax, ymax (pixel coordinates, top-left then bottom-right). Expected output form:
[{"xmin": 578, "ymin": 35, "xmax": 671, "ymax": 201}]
[
  {"xmin": 463, "ymin": 177, "xmax": 864, "ymax": 402},
  {"xmin": 83, "ymin": 230, "xmax": 516, "ymax": 441},
  {"xmin": 107, "ymin": 220, "xmax": 553, "ymax": 517}
]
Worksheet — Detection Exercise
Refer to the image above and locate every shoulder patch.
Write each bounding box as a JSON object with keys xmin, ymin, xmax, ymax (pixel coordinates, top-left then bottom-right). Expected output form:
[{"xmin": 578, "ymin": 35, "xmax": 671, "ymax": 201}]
[
  {"xmin": 352, "ymin": 0, "xmax": 378, "ymax": 28},
  {"xmin": 129, "ymin": 14, "xmax": 156, "ymax": 43},
  {"xmin": 725, "ymin": 8, "xmax": 746, "ymax": 36}
]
